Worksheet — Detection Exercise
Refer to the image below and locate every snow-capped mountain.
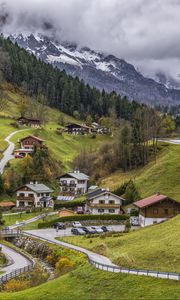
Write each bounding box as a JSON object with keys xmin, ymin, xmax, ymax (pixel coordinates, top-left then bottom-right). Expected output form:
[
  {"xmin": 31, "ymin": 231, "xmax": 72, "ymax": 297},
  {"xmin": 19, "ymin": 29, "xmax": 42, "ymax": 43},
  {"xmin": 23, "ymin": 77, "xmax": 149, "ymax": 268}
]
[
  {"xmin": 154, "ymin": 72, "xmax": 180, "ymax": 90},
  {"xmin": 8, "ymin": 33, "xmax": 180, "ymax": 106}
]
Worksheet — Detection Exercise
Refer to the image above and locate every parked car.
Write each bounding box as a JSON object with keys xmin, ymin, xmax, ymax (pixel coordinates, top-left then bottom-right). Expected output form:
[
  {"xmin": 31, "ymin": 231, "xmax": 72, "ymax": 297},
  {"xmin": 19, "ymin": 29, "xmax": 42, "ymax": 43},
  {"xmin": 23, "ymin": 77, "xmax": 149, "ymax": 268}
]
[
  {"xmin": 53, "ymin": 222, "xmax": 66, "ymax": 229},
  {"xmin": 80, "ymin": 226, "xmax": 89, "ymax": 233},
  {"xmin": 85, "ymin": 227, "xmax": 97, "ymax": 234},
  {"xmin": 106, "ymin": 226, "xmax": 114, "ymax": 232},
  {"xmin": 101, "ymin": 226, "xmax": 109, "ymax": 232},
  {"xmin": 72, "ymin": 221, "xmax": 82, "ymax": 228},
  {"xmin": 71, "ymin": 228, "xmax": 86, "ymax": 235},
  {"xmin": 91, "ymin": 226, "xmax": 104, "ymax": 233}
]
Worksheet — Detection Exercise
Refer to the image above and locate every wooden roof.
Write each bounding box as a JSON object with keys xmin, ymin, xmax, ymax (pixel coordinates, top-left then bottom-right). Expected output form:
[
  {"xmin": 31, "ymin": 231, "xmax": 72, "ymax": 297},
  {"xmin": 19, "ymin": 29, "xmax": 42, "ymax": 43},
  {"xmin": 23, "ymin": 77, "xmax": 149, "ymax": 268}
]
[
  {"xmin": 0, "ymin": 201, "xmax": 16, "ymax": 207},
  {"xmin": 20, "ymin": 135, "xmax": 44, "ymax": 142}
]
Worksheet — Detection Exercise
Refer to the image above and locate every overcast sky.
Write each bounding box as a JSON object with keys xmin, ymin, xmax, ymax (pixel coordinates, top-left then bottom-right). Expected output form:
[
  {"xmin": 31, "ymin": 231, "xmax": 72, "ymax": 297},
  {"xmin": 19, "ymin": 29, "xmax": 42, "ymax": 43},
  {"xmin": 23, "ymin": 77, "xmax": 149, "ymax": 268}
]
[{"xmin": 1, "ymin": 0, "xmax": 180, "ymax": 80}]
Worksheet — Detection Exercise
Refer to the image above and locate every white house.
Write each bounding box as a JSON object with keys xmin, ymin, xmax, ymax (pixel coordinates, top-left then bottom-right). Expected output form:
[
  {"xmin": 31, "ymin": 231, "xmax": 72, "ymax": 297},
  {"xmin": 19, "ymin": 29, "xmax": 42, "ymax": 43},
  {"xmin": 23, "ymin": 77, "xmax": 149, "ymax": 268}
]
[
  {"xmin": 86, "ymin": 188, "xmax": 125, "ymax": 215},
  {"xmin": 57, "ymin": 170, "xmax": 89, "ymax": 196},
  {"xmin": 16, "ymin": 182, "xmax": 54, "ymax": 208}
]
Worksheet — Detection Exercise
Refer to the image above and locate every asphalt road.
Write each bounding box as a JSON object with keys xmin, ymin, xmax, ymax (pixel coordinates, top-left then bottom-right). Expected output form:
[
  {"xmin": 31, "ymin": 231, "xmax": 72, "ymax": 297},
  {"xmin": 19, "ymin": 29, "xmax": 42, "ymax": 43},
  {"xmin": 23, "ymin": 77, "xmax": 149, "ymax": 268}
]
[
  {"xmin": 25, "ymin": 227, "xmax": 122, "ymax": 266},
  {"xmin": 0, "ymin": 129, "xmax": 27, "ymax": 174},
  {"xmin": 0, "ymin": 244, "xmax": 31, "ymax": 279},
  {"xmin": 158, "ymin": 139, "xmax": 180, "ymax": 145},
  {"xmin": 9, "ymin": 211, "xmax": 58, "ymax": 229}
]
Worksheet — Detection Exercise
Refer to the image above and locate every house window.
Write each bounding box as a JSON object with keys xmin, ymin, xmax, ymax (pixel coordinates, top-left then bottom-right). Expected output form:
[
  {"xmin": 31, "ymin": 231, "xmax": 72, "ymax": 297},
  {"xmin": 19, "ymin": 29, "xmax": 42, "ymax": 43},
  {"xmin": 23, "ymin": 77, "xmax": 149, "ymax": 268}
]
[
  {"xmin": 153, "ymin": 208, "xmax": 158, "ymax": 214},
  {"xmin": 28, "ymin": 202, "xmax": 32, "ymax": 206},
  {"xmin": 28, "ymin": 194, "xmax": 34, "ymax": 198},
  {"xmin": 109, "ymin": 200, "xmax": 115, "ymax": 204},
  {"xmin": 109, "ymin": 209, "xmax": 115, "ymax": 213},
  {"xmin": 37, "ymin": 193, "xmax": 40, "ymax": 197},
  {"xmin": 98, "ymin": 209, "xmax": 104, "ymax": 213},
  {"xmin": 19, "ymin": 193, "xmax": 25, "ymax": 197},
  {"xmin": 46, "ymin": 193, "xmax": 50, "ymax": 196},
  {"xmin": 164, "ymin": 209, "xmax": 168, "ymax": 215},
  {"xmin": 78, "ymin": 180, "xmax": 85, "ymax": 184},
  {"xmin": 99, "ymin": 200, "xmax": 105, "ymax": 204}
]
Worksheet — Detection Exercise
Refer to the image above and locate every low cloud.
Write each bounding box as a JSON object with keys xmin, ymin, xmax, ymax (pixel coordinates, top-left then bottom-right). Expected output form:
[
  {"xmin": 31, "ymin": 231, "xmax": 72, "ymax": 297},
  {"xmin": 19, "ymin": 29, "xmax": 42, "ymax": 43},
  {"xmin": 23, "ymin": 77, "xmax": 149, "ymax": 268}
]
[{"xmin": 1, "ymin": 0, "xmax": 180, "ymax": 79}]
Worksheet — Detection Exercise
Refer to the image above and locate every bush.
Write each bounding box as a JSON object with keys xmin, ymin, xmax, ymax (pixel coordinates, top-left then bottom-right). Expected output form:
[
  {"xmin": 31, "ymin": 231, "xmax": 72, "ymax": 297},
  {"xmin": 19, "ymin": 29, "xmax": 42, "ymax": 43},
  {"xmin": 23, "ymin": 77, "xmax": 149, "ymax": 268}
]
[
  {"xmin": 55, "ymin": 257, "xmax": 74, "ymax": 275},
  {"xmin": 54, "ymin": 199, "xmax": 84, "ymax": 210},
  {"xmin": 38, "ymin": 214, "xmax": 129, "ymax": 228},
  {"xmin": 3, "ymin": 279, "xmax": 30, "ymax": 292}
]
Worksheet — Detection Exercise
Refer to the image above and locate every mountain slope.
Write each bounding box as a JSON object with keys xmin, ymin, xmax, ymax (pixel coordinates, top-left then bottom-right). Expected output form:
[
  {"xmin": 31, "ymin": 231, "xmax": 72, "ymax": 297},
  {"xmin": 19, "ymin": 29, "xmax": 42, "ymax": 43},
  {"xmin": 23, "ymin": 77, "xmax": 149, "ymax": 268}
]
[{"xmin": 9, "ymin": 33, "xmax": 180, "ymax": 106}]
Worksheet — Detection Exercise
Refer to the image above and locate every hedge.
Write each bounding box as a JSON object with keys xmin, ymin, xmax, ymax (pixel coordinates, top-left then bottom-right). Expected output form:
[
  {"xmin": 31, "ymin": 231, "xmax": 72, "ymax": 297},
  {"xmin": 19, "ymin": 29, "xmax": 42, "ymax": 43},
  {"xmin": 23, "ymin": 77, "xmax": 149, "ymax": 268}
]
[
  {"xmin": 38, "ymin": 214, "xmax": 129, "ymax": 228},
  {"xmin": 54, "ymin": 200, "xmax": 85, "ymax": 210}
]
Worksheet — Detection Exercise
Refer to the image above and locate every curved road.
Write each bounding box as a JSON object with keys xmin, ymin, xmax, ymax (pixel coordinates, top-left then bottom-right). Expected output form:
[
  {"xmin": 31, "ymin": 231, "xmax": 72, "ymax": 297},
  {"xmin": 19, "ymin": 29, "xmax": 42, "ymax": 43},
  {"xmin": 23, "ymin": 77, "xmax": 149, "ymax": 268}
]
[
  {"xmin": 25, "ymin": 229, "xmax": 180, "ymax": 281},
  {"xmin": 158, "ymin": 139, "xmax": 180, "ymax": 145},
  {"xmin": 0, "ymin": 244, "xmax": 31, "ymax": 279},
  {"xmin": 0, "ymin": 129, "xmax": 27, "ymax": 174},
  {"xmin": 25, "ymin": 229, "xmax": 117, "ymax": 266}
]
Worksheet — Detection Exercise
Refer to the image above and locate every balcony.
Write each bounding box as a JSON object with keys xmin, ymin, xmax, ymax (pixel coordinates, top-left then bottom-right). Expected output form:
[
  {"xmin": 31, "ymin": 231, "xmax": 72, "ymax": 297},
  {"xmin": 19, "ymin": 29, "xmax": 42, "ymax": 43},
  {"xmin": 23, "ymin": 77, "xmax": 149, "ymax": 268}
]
[
  {"xmin": 89, "ymin": 204, "xmax": 120, "ymax": 209},
  {"xmin": 60, "ymin": 182, "xmax": 76, "ymax": 187},
  {"xmin": 17, "ymin": 196, "xmax": 35, "ymax": 201}
]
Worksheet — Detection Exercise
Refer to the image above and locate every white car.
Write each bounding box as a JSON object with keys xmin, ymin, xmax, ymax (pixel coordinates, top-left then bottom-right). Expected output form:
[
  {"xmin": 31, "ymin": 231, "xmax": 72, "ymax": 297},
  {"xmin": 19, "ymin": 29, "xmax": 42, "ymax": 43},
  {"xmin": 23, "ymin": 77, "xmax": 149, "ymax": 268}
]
[
  {"xmin": 106, "ymin": 226, "xmax": 114, "ymax": 232},
  {"xmin": 91, "ymin": 226, "xmax": 104, "ymax": 233},
  {"xmin": 72, "ymin": 221, "xmax": 82, "ymax": 228}
]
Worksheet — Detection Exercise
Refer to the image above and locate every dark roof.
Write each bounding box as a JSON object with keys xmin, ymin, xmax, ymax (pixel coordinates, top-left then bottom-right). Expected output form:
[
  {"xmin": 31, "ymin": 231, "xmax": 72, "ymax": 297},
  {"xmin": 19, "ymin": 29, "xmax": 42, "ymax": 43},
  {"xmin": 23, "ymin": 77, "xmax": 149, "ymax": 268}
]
[
  {"xmin": 134, "ymin": 194, "xmax": 174, "ymax": 209},
  {"xmin": 17, "ymin": 117, "xmax": 40, "ymax": 122},
  {"xmin": 40, "ymin": 196, "xmax": 53, "ymax": 202},
  {"xmin": 87, "ymin": 189, "xmax": 125, "ymax": 202},
  {"xmin": 65, "ymin": 123, "xmax": 91, "ymax": 129},
  {"xmin": 86, "ymin": 188, "xmax": 107, "ymax": 200}
]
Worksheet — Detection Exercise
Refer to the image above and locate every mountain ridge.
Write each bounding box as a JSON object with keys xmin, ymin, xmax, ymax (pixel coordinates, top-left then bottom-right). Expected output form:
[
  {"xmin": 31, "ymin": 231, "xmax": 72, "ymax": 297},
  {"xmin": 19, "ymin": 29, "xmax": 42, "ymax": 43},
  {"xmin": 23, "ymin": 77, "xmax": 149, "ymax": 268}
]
[{"xmin": 8, "ymin": 33, "xmax": 180, "ymax": 106}]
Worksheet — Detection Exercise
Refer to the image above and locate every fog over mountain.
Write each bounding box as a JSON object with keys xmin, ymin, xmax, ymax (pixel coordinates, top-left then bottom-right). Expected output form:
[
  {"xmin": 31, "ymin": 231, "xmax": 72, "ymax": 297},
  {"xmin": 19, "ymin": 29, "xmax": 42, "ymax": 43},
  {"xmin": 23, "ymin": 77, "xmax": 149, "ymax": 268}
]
[{"xmin": 1, "ymin": 0, "xmax": 180, "ymax": 85}]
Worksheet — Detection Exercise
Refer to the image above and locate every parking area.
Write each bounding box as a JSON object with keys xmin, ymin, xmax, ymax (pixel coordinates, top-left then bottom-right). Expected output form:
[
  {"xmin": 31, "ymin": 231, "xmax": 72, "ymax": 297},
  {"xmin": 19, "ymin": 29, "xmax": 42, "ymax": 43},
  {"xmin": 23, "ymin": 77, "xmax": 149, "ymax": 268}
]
[{"xmin": 26, "ymin": 225, "xmax": 125, "ymax": 238}]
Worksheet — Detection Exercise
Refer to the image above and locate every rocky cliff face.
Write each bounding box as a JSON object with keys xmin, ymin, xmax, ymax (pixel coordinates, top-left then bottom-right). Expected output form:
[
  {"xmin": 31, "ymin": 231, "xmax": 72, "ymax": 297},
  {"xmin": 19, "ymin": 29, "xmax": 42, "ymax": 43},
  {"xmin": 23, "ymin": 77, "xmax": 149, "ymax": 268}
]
[{"xmin": 9, "ymin": 33, "xmax": 180, "ymax": 106}]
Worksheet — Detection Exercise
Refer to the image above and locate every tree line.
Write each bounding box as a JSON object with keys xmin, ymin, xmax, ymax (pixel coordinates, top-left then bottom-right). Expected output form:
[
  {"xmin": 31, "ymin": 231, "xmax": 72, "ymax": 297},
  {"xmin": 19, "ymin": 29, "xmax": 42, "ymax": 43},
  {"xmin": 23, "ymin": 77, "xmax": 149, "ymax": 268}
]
[{"xmin": 0, "ymin": 35, "xmax": 153, "ymax": 122}]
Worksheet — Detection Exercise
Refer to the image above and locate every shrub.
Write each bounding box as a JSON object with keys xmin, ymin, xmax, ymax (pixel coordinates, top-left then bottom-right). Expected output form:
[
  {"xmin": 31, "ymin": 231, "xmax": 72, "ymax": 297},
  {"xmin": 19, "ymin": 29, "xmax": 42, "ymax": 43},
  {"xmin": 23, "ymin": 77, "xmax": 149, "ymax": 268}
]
[
  {"xmin": 55, "ymin": 257, "xmax": 74, "ymax": 275},
  {"xmin": 3, "ymin": 279, "xmax": 30, "ymax": 292}
]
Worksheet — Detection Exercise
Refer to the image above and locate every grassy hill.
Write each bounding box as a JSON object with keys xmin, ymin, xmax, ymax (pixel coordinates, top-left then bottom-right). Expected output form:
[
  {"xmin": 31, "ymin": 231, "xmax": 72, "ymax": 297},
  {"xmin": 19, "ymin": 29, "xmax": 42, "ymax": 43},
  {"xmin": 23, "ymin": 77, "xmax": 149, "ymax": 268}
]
[
  {"xmin": 101, "ymin": 143, "xmax": 180, "ymax": 201},
  {"xmin": 0, "ymin": 85, "xmax": 110, "ymax": 170},
  {"xmin": 0, "ymin": 244, "xmax": 180, "ymax": 300},
  {"xmin": 60, "ymin": 215, "xmax": 180, "ymax": 273}
]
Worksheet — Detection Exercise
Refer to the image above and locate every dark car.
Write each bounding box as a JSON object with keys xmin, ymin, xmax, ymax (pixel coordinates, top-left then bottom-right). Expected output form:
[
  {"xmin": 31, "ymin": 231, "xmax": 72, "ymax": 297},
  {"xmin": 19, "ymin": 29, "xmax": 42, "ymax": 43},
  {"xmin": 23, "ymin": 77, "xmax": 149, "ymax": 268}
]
[
  {"xmin": 71, "ymin": 228, "xmax": 86, "ymax": 235},
  {"xmin": 101, "ymin": 226, "xmax": 109, "ymax": 232},
  {"xmin": 85, "ymin": 227, "xmax": 97, "ymax": 234},
  {"xmin": 53, "ymin": 222, "xmax": 66, "ymax": 229},
  {"xmin": 80, "ymin": 226, "xmax": 90, "ymax": 234}
]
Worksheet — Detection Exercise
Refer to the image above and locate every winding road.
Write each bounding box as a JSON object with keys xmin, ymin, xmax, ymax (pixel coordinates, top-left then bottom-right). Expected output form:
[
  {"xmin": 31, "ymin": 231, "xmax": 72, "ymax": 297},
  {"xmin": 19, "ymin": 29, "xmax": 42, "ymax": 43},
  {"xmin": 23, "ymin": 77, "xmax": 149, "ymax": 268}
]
[
  {"xmin": 25, "ymin": 229, "xmax": 180, "ymax": 280},
  {"xmin": 0, "ymin": 129, "xmax": 27, "ymax": 175},
  {"xmin": 158, "ymin": 139, "xmax": 180, "ymax": 145},
  {"xmin": 0, "ymin": 243, "xmax": 31, "ymax": 279}
]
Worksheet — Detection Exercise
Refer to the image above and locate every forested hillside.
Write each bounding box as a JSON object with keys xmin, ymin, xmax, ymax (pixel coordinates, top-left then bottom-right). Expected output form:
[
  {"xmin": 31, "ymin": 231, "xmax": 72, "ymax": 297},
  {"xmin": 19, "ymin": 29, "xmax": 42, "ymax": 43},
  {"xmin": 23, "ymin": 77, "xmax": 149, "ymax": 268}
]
[{"xmin": 0, "ymin": 36, "xmax": 150, "ymax": 120}]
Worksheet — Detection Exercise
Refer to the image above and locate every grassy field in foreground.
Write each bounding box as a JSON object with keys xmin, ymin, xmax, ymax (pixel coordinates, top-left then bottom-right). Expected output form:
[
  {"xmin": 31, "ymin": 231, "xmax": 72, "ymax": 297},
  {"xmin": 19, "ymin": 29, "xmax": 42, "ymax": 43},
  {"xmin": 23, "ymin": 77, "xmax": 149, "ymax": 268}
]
[
  {"xmin": 60, "ymin": 215, "xmax": 180, "ymax": 273},
  {"xmin": 101, "ymin": 143, "xmax": 180, "ymax": 201},
  {"xmin": 0, "ymin": 258, "xmax": 180, "ymax": 300}
]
